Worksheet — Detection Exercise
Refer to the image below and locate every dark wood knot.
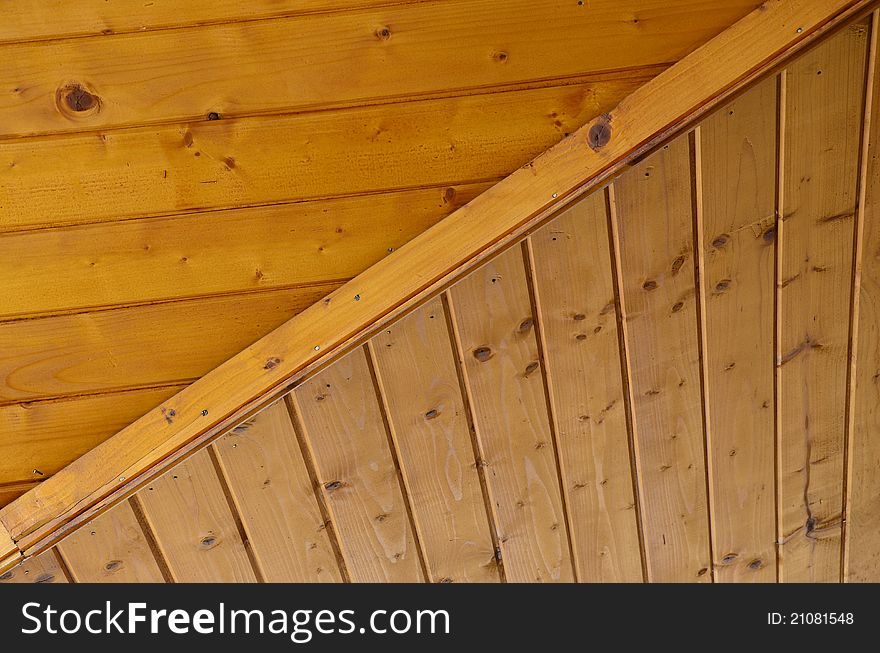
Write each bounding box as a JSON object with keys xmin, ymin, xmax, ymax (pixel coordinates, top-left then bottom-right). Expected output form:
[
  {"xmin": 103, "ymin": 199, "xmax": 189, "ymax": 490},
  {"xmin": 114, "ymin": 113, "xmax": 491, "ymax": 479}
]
[
  {"xmin": 104, "ymin": 560, "xmax": 123, "ymax": 572},
  {"xmin": 57, "ymin": 83, "xmax": 101, "ymax": 117},
  {"xmin": 473, "ymin": 346, "xmax": 493, "ymax": 362},
  {"xmin": 588, "ymin": 119, "xmax": 612, "ymax": 150}
]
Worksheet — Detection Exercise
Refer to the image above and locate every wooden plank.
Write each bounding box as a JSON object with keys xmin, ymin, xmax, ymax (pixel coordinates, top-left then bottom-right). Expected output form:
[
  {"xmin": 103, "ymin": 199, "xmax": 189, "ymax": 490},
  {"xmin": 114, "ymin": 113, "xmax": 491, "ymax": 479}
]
[
  {"xmin": 0, "ymin": 183, "xmax": 488, "ymax": 321},
  {"xmin": 0, "ymin": 285, "xmax": 340, "ymax": 404},
  {"xmin": 0, "ymin": 521, "xmax": 18, "ymax": 572},
  {"xmin": 369, "ymin": 299, "xmax": 499, "ymax": 583},
  {"xmin": 0, "ymin": 0, "xmax": 759, "ymax": 137},
  {"xmin": 777, "ymin": 21, "xmax": 869, "ymax": 583},
  {"xmin": 0, "ymin": 385, "xmax": 185, "ymax": 489},
  {"xmin": 448, "ymin": 247, "xmax": 573, "ymax": 582},
  {"xmin": 841, "ymin": 10, "xmax": 879, "ymax": 583},
  {"xmin": 528, "ymin": 192, "xmax": 643, "ymax": 582},
  {"xmin": 5, "ymin": 0, "xmax": 869, "ymax": 554},
  {"xmin": 136, "ymin": 448, "xmax": 258, "ymax": 582},
  {"xmin": 698, "ymin": 77, "xmax": 778, "ymax": 582},
  {"xmin": 0, "ymin": 0, "xmax": 421, "ymax": 43},
  {"xmin": 0, "ymin": 550, "xmax": 68, "ymax": 583},
  {"xmin": 0, "ymin": 78, "xmax": 643, "ymax": 233},
  {"xmin": 292, "ymin": 349, "xmax": 425, "ymax": 582},
  {"xmin": 0, "ymin": 482, "xmax": 39, "ymax": 509},
  {"xmin": 55, "ymin": 501, "xmax": 166, "ymax": 582},
  {"xmin": 610, "ymin": 134, "xmax": 711, "ymax": 582},
  {"xmin": 212, "ymin": 400, "xmax": 343, "ymax": 582}
]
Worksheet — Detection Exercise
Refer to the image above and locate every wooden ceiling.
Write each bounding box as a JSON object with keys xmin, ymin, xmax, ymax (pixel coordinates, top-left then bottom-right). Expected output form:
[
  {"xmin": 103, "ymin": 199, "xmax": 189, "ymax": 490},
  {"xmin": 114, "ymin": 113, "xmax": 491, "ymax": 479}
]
[
  {"xmin": 0, "ymin": 0, "xmax": 762, "ymax": 508},
  {"xmin": 3, "ymin": 1, "xmax": 877, "ymax": 582}
]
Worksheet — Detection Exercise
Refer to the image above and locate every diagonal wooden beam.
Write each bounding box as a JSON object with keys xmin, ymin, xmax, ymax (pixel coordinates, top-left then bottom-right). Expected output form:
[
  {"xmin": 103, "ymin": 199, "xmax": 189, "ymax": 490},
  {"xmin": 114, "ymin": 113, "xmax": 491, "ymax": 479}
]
[{"xmin": 1, "ymin": 0, "xmax": 876, "ymax": 570}]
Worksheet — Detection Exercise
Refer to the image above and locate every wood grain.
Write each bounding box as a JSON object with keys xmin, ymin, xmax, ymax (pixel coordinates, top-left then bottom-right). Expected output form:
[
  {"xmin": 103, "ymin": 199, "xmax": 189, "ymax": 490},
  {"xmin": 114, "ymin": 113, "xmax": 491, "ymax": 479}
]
[
  {"xmin": 0, "ymin": 0, "xmax": 757, "ymax": 137},
  {"xmin": 611, "ymin": 135, "xmax": 711, "ymax": 582},
  {"xmin": 55, "ymin": 501, "xmax": 166, "ymax": 582},
  {"xmin": 528, "ymin": 192, "xmax": 643, "ymax": 582},
  {"xmin": 0, "ymin": 79, "xmax": 642, "ymax": 233},
  {"xmin": 448, "ymin": 247, "xmax": 574, "ymax": 582},
  {"xmin": 0, "ymin": 550, "xmax": 68, "ymax": 583},
  {"xmin": 212, "ymin": 400, "xmax": 343, "ymax": 582},
  {"xmin": 292, "ymin": 349, "xmax": 425, "ymax": 582},
  {"xmin": 777, "ymin": 22, "xmax": 868, "ymax": 583},
  {"xmin": 369, "ymin": 299, "xmax": 499, "ymax": 583},
  {"xmin": 136, "ymin": 448, "xmax": 257, "ymax": 582},
  {"xmin": 0, "ymin": 183, "xmax": 487, "ymax": 320},
  {"xmin": 699, "ymin": 77, "xmax": 778, "ymax": 582}
]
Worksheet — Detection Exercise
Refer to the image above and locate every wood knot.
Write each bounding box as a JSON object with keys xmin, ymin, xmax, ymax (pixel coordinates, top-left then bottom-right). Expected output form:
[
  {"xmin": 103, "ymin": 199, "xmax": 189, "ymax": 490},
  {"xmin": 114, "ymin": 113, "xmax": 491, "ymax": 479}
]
[
  {"xmin": 324, "ymin": 480, "xmax": 344, "ymax": 493},
  {"xmin": 517, "ymin": 317, "xmax": 534, "ymax": 333},
  {"xmin": 524, "ymin": 361, "xmax": 540, "ymax": 377},
  {"xmin": 714, "ymin": 279, "xmax": 732, "ymax": 293},
  {"xmin": 438, "ymin": 577, "xmax": 453, "ymax": 584},
  {"xmin": 762, "ymin": 226, "xmax": 776, "ymax": 243},
  {"xmin": 375, "ymin": 26, "xmax": 391, "ymax": 40},
  {"xmin": 161, "ymin": 407, "xmax": 177, "ymax": 424},
  {"xmin": 493, "ymin": 50, "xmax": 509, "ymax": 63},
  {"xmin": 711, "ymin": 234, "xmax": 730, "ymax": 248},
  {"xmin": 573, "ymin": 313, "xmax": 586, "ymax": 321},
  {"xmin": 697, "ymin": 567, "xmax": 709, "ymax": 577},
  {"xmin": 671, "ymin": 301, "xmax": 684, "ymax": 313},
  {"xmin": 264, "ymin": 357, "xmax": 282, "ymax": 370},
  {"xmin": 642, "ymin": 279, "xmax": 658, "ymax": 291},
  {"xmin": 721, "ymin": 553, "xmax": 738, "ymax": 564},
  {"xmin": 575, "ymin": 334, "xmax": 587, "ymax": 341},
  {"xmin": 473, "ymin": 346, "xmax": 493, "ymax": 362},
  {"xmin": 748, "ymin": 558, "xmax": 764, "ymax": 570},
  {"xmin": 424, "ymin": 408, "xmax": 440, "ymax": 420},
  {"xmin": 671, "ymin": 255, "xmax": 686, "ymax": 275},
  {"xmin": 587, "ymin": 118, "xmax": 612, "ymax": 150},
  {"xmin": 0, "ymin": 571, "xmax": 13, "ymax": 581},
  {"xmin": 199, "ymin": 535, "xmax": 218, "ymax": 549},
  {"xmin": 104, "ymin": 560, "xmax": 123, "ymax": 573},
  {"xmin": 207, "ymin": 111, "xmax": 221, "ymax": 120},
  {"xmin": 57, "ymin": 83, "xmax": 101, "ymax": 118},
  {"xmin": 442, "ymin": 187, "xmax": 456, "ymax": 203}
]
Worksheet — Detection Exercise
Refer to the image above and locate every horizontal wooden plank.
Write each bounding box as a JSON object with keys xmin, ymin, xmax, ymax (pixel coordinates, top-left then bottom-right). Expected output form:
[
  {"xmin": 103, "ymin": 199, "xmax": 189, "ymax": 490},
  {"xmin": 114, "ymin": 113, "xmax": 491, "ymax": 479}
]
[
  {"xmin": 1, "ymin": 183, "xmax": 488, "ymax": 320},
  {"xmin": 0, "ymin": 285, "xmax": 341, "ymax": 404},
  {"xmin": 4, "ymin": 0, "xmax": 869, "ymax": 555},
  {"xmin": 0, "ymin": 78, "xmax": 644, "ymax": 233},
  {"xmin": 0, "ymin": 0, "xmax": 421, "ymax": 44},
  {"xmin": 0, "ymin": 385, "xmax": 186, "ymax": 488},
  {"xmin": 0, "ymin": 0, "xmax": 758, "ymax": 137}
]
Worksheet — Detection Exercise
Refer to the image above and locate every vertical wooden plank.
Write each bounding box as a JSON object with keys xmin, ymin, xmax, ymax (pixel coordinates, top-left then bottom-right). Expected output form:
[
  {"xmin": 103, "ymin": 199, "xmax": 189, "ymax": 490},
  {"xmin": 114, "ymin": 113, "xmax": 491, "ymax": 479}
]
[
  {"xmin": 778, "ymin": 22, "xmax": 869, "ymax": 583},
  {"xmin": 528, "ymin": 192, "xmax": 643, "ymax": 582},
  {"xmin": 137, "ymin": 448, "xmax": 258, "ymax": 582},
  {"xmin": 212, "ymin": 400, "xmax": 343, "ymax": 582},
  {"xmin": 369, "ymin": 299, "xmax": 499, "ymax": 583},
  {"xmin": 699, "ymin": 76, "xmax": 778, "ymax": 582},
  {"xmin": 56, "ymin": 501, "xmax": 165, "ymax": 582},
  {"xmin": 844, "ymin": 10, "xmax": 880, "ymax": 583},
  {"xmin": 447, "ymin": 246, "xmax": 574, "ymax": 582},
  {"xmin": 610, "ymin": 134, "xmax": 712, "ymax": 583},
  {"xmin": 292, "ymin": 348, "xmax": 425, "ymax": 583},
  {"xmin": 0, "ymin": 550, "xmax": 68, "ymax": 584}
]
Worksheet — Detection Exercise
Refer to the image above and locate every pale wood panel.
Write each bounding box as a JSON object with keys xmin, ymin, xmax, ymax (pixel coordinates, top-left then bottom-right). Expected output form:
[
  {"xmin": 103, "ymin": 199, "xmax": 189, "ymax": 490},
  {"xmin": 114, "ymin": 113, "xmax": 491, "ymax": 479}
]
[
  {"xmin": 699, "ymin": 77, "xmax": 777, "ymax": 582},
  {"xmin": 6, "ymin": 0, "xmax": 863, "ymax": 557},
  {"xmin": 529, "ymin": 192, "xmax": 642, "ymax": 582},
  {"xmin": 843, "ymin": 11, "xmax": 880, "ymax": 584},
  {"xmin": 292, "ymin": 349, "xmax": 424, "ymax": 582},
  {"xmin": 0, "ymin": 79, "xmax": 642, "ymax": 233},
  {"xmin": 0, "ymin": 285, "xmax": 340, "ymax": 404},
  {"xmin": 369, "ymin": 299, "xmax": 498, "ymax": 583},
  {"xmin": 0, "ymin": 0, "xmax": 414, "ymax": 43},
  {"xmin": 778, "ymin": 22, "xmax": 868, "ymax": 583},
  {"xmin": 0, "ymin": 183, "xmax": 487, "ymax": 320},
  {"xmin": 0, "ymin": 550, "xmax": 68, "ymax": 583},
  {"xmin": 0, "ymin": 0, "xmax": 758, "ymax": 137},
  {"xmin": 55, "ymin": 501, "xmax": 166, "ymax": 582},
  {"xmin": 137, "ymin": 448, "xmax": 257, "ymax": 582},
  {"xmin": 213, "ymin": 400, "xmax": 342, "ymax": 582},
  {"xmin": 0, "ymin": 385, "xmax": 185, "ymax": 488},
  {"xmin": 611, "ymin": 135, "xmax": 711, "ymax": 582},
  {"xmin": 448, "ymin": 246, "xmax": 574, "ymax": 582}
]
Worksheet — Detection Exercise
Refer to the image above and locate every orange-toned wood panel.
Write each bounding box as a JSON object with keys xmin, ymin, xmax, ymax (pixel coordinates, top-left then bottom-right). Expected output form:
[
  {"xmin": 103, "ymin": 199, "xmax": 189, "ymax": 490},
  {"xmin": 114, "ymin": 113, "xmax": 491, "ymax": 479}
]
[
  {"xmin": 369, "ymin": 299, "xmax": 499, "ymax": 583},
  {"xmin": 0, "ymin": 550, "xmax": 68, "ymax": 584},
  {"xmin": 56, "ymin": 501, "xmax": 166, "ymax": 582},
  {"xmin": 844, "ymin": 11, "xmax": 879, "ymax": 584},
  {"xmin": 0, "ymin": 183, "xmax": 487, "ymax": 320},
  {"xmin": 0, "ymin": 0, "xmax": 758, "ymax": 137},
  {"xmin": 136, "ymin": 449, "xmax": 258, "ymax": 582},
  {"xmin": 447, "ymin": 247, "xmax": 574, "ymax": 582},
  {"xmin": 0, "ymin": 385, "xmax": 185, "ymax": 487},
  {"xmin": 611, "ymin": 135, "xmax": 711, "ymax": 582},
  {"xmin": 777, "ymin": 22, "xmax": 868, "ymax": 583},
  {"xmin": 528, "ymin": 192, "xmax": 643, "ymax": 582},
  {"xmin": 0, "ymin": 80, "xmax": 640, "ymax": 232},
  {"xmin": 291, "ymin": 349, "xmax": 425, "ymax": 582},
  {"xmin": 213, "ymin": 401, "xmax": 343, "ymax": 582},
  {"xmin": 698, "ymin": 77, "xmax": 777, "ymax": 582}
]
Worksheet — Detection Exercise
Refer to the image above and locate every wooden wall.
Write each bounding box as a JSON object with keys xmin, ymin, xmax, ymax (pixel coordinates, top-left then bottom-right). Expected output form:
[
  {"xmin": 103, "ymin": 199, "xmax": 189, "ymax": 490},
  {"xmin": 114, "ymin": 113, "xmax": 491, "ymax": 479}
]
[
  {"xmin": 6, "ymin": 10, "xmax": 879, "ymax": 583},
  {"xmin": 0, "ymin": 0, "xmax": 762, "ymax": 506}
]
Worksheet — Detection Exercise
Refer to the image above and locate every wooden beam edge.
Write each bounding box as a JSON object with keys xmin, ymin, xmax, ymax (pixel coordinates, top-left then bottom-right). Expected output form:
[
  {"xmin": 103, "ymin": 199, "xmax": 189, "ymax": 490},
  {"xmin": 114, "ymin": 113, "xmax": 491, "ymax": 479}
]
[
  {"xmin": 2, "ymin": 0, "xmax": 876, "ymax": 558},
  {"xmin": 0, "ymin": 522, "xmax": 22, "ymax": 575}
]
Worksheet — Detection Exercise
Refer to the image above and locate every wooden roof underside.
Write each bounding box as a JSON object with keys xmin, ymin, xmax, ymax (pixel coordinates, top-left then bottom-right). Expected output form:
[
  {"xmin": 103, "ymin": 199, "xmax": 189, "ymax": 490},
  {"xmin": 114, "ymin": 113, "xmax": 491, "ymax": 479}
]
[{"xmin": 3, "ymin": 0, "xmax": 879, "ymax": 582}]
